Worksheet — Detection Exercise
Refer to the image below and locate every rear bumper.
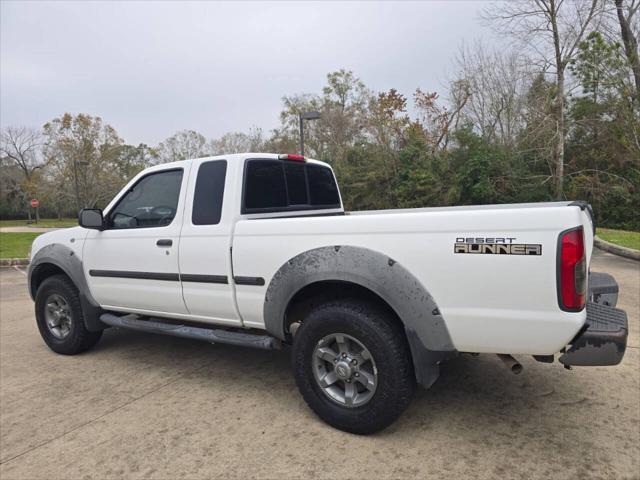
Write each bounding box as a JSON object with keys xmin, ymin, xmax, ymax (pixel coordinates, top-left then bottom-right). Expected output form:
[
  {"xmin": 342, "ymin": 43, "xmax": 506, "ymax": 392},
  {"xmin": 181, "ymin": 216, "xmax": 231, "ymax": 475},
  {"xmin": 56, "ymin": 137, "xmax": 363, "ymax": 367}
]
[
  {"xmin": 588, "ymin": 271, "xmax": 619, "ymax": 307},
  {"xmin": 559, "ymin": 271, "xmax": 627, "ymax": 367},
  {"xmin": 559, "ymin": 302, "xmax": 628, "ymax": 366}
]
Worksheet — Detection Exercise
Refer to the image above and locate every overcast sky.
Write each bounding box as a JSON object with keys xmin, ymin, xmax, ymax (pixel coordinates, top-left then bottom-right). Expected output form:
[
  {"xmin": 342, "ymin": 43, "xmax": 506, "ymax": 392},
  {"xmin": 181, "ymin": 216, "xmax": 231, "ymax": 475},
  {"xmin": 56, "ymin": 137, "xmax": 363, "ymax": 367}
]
[{"xmin": 1, "ymin": 1, "xmax": 494, "ymax": 146}]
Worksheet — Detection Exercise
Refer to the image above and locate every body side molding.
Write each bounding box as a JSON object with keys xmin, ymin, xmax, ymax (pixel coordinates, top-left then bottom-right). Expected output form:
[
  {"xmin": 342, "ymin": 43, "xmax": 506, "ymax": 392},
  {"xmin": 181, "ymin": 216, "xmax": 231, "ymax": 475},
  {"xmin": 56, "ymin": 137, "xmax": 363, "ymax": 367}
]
[
  {"xmin": 181, "ymin": 274, "xmax": 228, "ymax": 284},
  {"xmin": 88, "ymin": 270, "xmax": 261, "ymax": 285},
  {"xmin": 89, "ymin": 270, "xmax": 231, "ymax": 284},
  {"xmin": 234, "ymin": 276, "xmax": 265, "ymax": 286},
  {"xmin": 89, "ymin": 270, "xmax": 180, "ymax": 282}
]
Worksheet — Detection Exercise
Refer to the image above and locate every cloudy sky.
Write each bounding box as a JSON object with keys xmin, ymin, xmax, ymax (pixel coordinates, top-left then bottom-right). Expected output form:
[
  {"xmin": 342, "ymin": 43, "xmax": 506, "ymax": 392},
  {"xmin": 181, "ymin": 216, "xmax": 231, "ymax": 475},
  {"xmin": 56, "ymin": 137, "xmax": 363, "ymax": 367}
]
[{"xmin": 1, "ymin": 1, "xmax": 494, "ymax": 146}]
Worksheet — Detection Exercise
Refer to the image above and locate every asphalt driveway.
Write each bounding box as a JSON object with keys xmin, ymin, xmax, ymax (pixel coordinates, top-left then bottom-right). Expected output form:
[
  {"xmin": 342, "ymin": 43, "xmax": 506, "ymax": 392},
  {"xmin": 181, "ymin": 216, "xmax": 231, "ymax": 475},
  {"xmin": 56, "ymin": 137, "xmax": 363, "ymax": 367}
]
[{"xmin": 0, "ymin": 249, "xmax": 638, "ymax": 479}]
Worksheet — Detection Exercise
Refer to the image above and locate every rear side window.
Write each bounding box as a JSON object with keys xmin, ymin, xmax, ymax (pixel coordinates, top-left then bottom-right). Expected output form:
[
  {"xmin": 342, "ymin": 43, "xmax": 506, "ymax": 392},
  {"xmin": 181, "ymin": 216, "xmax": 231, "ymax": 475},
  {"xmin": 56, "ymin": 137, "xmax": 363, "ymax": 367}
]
[
  {"xmin": 244, "ymin": 160, "xmax": 287, "ymax": 210},
  {"xmin": 192, "ymin": 160, "xmax": 227, "ymax": 225},
  {"xmin": 307, "ymin": 163, "xmax": 340, "ymax": 205},
  {"xmin": 242, "ymin": 159, "xmax": 340, "ymax": 214}
]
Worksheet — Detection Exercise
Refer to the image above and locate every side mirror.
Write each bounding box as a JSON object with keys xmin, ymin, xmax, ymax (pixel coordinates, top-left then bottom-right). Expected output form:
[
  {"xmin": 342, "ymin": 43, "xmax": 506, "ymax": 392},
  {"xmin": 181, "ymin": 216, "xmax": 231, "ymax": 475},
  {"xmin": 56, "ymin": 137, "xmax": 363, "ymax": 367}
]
[{"xmin": 79, "ymin": 208, "xmax": 104, "ymax": 230}]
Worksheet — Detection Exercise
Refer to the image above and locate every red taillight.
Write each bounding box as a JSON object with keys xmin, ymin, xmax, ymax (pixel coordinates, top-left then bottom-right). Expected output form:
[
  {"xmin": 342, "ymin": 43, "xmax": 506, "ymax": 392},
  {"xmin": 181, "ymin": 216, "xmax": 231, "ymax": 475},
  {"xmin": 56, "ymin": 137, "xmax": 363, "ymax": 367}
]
[
  {"xmin": 278, "ymin": 154, "xmax": 305, "ymax": 162},
  {"xmin": 558, "ymin": 227, "xmax": 586, "ymax": 311}
]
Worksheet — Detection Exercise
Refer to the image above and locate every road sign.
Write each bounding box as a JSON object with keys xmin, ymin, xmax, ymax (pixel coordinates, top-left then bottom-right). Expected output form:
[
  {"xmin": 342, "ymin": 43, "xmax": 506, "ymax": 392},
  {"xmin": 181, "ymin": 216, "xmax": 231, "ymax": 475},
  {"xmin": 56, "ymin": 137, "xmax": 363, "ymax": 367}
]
[{"xmin": 30, "ymin": 199, "xmax": 40, "ymax": 208}]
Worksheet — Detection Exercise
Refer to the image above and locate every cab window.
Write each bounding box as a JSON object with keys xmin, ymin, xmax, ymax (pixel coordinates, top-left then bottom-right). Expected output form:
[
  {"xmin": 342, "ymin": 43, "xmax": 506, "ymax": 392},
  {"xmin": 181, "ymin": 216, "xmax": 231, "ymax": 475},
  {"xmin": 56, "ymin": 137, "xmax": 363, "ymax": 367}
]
[{"xmin": 108, "ymin": 169, "xmax": 183, "ymax": 229}]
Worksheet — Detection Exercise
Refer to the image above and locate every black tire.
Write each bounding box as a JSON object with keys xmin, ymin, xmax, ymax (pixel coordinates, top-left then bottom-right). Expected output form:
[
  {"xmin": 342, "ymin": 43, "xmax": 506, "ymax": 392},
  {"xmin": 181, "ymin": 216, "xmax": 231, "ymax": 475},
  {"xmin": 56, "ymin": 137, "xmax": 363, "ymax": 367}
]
[
  {"xmin": 35, "ymin": 274, "xmax": 102, "ymax": 355},
  {"xmin": 292, "ymin": 299, "xmax": 415, "ymax": 434}
]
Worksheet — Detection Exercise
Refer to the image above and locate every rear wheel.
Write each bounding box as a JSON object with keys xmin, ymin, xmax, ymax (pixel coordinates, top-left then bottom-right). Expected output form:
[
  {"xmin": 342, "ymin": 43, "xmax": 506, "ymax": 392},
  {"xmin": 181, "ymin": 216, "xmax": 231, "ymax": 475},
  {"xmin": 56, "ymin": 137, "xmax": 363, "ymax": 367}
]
[
  {"xmin": 35, "ymin": 275, "xmax": 102, "ymax": 355},
  {"xmin": 292, "ymin": 299, "xmax": 415, "ymax": 434}
]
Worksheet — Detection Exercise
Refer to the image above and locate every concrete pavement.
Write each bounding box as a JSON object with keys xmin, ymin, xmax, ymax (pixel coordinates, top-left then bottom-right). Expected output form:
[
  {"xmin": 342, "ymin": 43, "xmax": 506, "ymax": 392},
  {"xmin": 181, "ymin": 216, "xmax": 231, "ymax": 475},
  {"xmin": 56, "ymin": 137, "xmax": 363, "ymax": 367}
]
[{"xmin": 0, "ymin": 250, "xmax": 638, "ymax": 479}]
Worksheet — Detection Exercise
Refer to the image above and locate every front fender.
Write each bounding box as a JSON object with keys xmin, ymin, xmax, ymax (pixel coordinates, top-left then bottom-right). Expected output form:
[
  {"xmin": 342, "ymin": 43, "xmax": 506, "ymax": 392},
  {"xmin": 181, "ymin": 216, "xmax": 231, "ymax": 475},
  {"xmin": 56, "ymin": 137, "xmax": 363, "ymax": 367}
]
[{"xmin": 29, "ymin": 243, "xmax": 105, "ymax": 331}]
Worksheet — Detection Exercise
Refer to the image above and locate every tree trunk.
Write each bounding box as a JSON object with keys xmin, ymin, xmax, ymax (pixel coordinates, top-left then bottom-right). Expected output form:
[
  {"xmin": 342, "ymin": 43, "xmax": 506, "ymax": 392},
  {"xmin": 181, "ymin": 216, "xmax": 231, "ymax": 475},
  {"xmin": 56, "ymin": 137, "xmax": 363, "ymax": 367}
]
[
  {"xmin": 615, "ymin": 0, "xmax": 640, "ymax": 107},
  {"xmin": 550, "ymin": 0, "xmax": 565, "ymax": 200},
  {"xmin": 555, "ymin": 72, "xmax": 565, "ymax": 200}
]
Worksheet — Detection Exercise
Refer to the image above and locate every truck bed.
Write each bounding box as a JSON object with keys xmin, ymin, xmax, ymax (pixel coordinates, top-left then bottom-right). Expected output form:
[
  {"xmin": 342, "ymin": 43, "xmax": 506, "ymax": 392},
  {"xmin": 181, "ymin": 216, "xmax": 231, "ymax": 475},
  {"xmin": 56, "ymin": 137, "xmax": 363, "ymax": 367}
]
[{"xmin": 232, "ymin": 201, "xmax": 594, "ymax": 355}]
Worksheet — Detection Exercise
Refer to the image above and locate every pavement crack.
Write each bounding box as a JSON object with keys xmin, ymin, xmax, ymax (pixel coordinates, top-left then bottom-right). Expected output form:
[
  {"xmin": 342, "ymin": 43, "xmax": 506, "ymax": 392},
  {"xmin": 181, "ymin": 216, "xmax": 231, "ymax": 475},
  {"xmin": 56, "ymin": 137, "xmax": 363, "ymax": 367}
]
[
  {"xmin": 12, "ymin": 266, "xmax": 27, "ymax": 276},
  {"xmin": 0, "ymin": 365, "xmax": 205, "ymax": 466}
]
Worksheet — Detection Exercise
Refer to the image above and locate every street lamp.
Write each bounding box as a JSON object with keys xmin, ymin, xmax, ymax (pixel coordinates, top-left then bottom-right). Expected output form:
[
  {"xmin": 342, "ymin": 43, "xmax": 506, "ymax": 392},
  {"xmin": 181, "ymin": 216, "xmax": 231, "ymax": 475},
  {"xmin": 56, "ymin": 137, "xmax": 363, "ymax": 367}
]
[{"xmin": 299, "ymin": 111, "xmax": 320, "ymax": 156}]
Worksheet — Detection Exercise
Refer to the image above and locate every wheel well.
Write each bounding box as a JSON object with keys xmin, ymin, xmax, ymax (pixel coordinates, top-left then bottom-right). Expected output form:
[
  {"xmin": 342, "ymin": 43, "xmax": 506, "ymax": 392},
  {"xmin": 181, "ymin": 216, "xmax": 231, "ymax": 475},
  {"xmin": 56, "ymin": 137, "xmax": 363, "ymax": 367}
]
[
  {"xmin": 284, "ymin": 280, "xmax": 405, "ymax": 339},
  {"xmin": 30, "ymin": 263, "xmax": 69, "ymax": 297}
]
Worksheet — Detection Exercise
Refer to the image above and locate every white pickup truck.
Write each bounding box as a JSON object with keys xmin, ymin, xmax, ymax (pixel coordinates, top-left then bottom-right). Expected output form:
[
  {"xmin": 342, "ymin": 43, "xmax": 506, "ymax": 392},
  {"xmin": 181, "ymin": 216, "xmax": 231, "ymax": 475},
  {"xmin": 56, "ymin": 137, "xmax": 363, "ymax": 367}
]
[{"xmin": 28, "ymin": 153, "xmax": 628, "ymax": 433}]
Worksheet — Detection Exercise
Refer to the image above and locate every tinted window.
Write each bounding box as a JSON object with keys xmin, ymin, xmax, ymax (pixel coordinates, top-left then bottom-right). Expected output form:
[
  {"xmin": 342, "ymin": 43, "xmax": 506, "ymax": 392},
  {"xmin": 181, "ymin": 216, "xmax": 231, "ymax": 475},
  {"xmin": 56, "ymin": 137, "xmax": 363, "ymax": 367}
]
[
  {"xmin": 284, "ymin": 162, "xmax": 308, "ymax": 205},
  {"xmin": 243, "ymin": 159, "xmax": 340, "ymax": 213},
  {"xmin": 308, "ymin": 164, "xmax": 340, "ymax": 205},
  {"xmin": 109, "ymin": 169, "xmax": 183, "ymax": 229},
  {"xmin": 192, "ymin": 160, "xmax": 227, "ymax": 225},
  {"xmin": 244, "ymin": 160, "xmax": 286, "ymax": 209}
]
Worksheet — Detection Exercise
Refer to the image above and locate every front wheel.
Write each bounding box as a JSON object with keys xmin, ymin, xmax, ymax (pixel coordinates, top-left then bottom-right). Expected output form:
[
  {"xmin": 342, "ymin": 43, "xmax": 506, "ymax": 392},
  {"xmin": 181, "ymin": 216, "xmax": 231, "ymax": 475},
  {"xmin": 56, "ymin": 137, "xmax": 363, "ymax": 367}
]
[
  {"xmin": 292, "ymin": 300, "xmax": 415, "ymax": 434},
  {"xmin": 35, "ymin": 274, "xmax": 103, "ymax": 355}
]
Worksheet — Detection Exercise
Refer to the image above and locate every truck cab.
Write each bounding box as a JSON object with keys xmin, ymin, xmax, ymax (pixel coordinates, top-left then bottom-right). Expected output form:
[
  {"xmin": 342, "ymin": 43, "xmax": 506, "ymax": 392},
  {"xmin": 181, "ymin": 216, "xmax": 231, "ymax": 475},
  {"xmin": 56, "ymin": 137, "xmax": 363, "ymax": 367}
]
[{"xmin": 76, "ymin": 154, "xmax": 342, "ymax": 322}]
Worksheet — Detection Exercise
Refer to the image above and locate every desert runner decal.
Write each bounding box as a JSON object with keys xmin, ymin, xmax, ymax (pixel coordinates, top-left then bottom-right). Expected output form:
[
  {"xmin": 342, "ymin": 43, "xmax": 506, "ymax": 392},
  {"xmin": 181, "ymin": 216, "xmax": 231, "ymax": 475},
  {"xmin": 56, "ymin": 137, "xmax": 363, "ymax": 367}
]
[{"xmin": 454, "ymin": 237, "xmax": 542, "ymax": 255}]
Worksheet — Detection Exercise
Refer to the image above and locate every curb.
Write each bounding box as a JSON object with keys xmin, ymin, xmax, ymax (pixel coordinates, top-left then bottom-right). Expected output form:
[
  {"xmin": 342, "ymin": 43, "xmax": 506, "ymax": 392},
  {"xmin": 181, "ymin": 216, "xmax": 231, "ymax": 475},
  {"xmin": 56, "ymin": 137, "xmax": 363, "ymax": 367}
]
[
  {"xmin": 594, "ymin": 236, "xmax": 640, "ymax": 261},
  {"xmin": 0, "ymin": 258, "xmax": 29, "ymax": 267}
]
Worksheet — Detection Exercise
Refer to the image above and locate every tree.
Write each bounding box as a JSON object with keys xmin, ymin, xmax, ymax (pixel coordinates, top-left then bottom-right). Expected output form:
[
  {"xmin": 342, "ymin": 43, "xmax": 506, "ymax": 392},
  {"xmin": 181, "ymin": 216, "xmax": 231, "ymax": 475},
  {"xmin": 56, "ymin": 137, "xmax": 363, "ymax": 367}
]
[
  {"xmin": 116, "ymin": 143, "xmax": 155, "ymax": 179},
  {"xmin": 319, "ymin": 70, "xmax": 371, "ymax": 162},
  {"xmin": 518, "ymin": 74, "xmax": 560, "ymax": 189},
  {"xmin": 364, "ymin": 89, "xmax": 411, "ymax": 177},
  {"xmin": 393, "ymin": 129, "xmax": 460, "ymax": 208},
  {"xmin": 485, "ymin": 0, "xmax": 604, "ymax": 199},
  {"xmin": 275, "ymin": 70, "xmax": 371, "ymax": 163},
  {"xmin": 276, "ymin": 93, "xmax": 323, "ymax": 157},
  {"xmin": 454, "ymin": 43, "xmax": 532, "ymax": 147},
  {"xmin": 43, "ymin": 113, "xmax": 124, "ymax": 211},
  {"xmin": 0, "ymin": 164, "xmax": 33, "ymax": 219},
  {"xmin": 208, "ymin": 128, "xmax": 264, "ymax": 155},
  {"xmin": 565, "ymin": 32, "xmax": 640, "ymax": 225},
  {"xmin": 155, "ymin": 130, "xmax": 208, "ymax": 163},
  {"xmin": 414, "ymin": 80, "xmax": 471, "ymax": 153},
  {"xmin": 451, "ymin": 127, "xmax": 514, "ymax": 205},
  {"xmin": 614, "ymin": 0, "xmax": 640, "ymax": 105},
  {"xmin": 0, "ymin": 127, "xmax": 45, "ymax": 221},
  {"xmin": 570, "ymin": 31, "xmax": 639, "ymax": 160}
]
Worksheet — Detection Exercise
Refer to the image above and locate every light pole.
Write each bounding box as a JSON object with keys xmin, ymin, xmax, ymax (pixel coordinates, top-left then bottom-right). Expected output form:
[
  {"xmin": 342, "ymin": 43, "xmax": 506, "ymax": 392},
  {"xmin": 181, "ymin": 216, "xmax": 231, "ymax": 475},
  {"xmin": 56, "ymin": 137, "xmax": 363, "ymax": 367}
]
[{"xmin": 299, "ymin": 111, "xmax": 320, "ymax": 156}]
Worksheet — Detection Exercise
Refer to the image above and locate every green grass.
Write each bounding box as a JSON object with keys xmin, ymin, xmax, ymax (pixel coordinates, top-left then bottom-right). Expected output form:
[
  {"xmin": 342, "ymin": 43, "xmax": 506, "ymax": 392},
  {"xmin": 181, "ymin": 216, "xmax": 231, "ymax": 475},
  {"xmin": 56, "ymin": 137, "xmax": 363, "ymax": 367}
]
[
  {"xmin": 598, "ymin": 228, "xmax": 640, "ymax": 251},
  {"xmin": 0, "ymin": 233, "xmax": 42, "ymax": 259},
  {"xmin": 0, "ymin": 218, "xmax": 77, "ymax": 228}
]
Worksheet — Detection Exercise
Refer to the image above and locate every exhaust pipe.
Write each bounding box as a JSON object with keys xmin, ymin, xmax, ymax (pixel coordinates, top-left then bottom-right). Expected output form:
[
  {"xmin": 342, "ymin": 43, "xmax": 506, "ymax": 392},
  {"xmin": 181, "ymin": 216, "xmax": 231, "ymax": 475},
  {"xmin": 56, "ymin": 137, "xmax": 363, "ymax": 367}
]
[{"xmin": 497, "ymin": 354, "xmax": 523, "ymax": 375}]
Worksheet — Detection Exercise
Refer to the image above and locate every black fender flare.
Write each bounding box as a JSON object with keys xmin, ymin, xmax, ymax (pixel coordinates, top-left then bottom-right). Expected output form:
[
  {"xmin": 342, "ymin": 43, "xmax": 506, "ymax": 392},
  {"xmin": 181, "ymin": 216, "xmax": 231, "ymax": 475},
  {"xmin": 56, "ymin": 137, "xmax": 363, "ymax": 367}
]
[
  {"xmin": 28, "ymin": 243, "xmax": 106, "ymax": 332},
  {"xmin": 263, "ymin": 245, "xmax": 458, "ymax": 387}
]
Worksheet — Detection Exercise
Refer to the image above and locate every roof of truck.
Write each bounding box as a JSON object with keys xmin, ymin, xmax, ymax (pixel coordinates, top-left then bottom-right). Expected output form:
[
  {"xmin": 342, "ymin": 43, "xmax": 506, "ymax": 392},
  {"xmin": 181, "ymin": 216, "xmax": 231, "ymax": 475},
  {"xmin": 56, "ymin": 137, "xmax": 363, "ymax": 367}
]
[{"xmin": 153, "ymin": 153, "xmax": 330, "ymax": 171}]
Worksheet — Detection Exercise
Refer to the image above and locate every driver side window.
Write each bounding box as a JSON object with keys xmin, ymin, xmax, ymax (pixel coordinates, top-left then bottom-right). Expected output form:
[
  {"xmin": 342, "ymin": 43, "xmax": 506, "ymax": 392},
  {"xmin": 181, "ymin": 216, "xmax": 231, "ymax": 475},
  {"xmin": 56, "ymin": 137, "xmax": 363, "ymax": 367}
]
[{"xmin": 108, "ymin": 169, "xmax": 184, "ymax": 229}]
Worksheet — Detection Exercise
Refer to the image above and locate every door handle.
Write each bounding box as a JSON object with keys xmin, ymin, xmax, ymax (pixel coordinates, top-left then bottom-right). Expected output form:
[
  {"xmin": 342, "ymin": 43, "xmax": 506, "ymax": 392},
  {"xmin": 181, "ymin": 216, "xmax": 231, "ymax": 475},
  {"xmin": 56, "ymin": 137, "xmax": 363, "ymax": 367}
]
[{"xmin": 156, "ymin": 239, "xmax": 173, "ymax": 247}]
